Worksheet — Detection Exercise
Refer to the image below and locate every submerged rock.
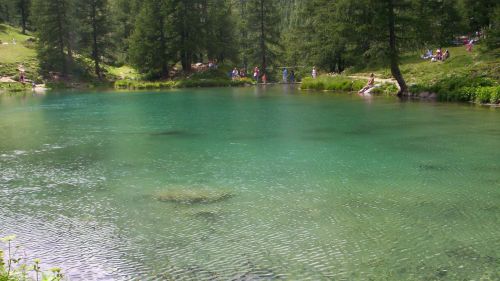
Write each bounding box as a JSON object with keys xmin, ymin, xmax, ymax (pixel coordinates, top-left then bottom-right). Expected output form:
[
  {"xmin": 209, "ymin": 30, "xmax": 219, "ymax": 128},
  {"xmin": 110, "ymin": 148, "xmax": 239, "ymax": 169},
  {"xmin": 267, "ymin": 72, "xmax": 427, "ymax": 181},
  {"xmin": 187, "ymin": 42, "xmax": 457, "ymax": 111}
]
[
  {"xmin": 154, "ymin": 188, "xmax": 233, "ymax": 204},
  {"xmin": 150, "ymin": 130, "xmax": 198, "ymax": 137},
  {"xmin": 192, "ymin": 209, "xmax": 223, "ymax": 220}
]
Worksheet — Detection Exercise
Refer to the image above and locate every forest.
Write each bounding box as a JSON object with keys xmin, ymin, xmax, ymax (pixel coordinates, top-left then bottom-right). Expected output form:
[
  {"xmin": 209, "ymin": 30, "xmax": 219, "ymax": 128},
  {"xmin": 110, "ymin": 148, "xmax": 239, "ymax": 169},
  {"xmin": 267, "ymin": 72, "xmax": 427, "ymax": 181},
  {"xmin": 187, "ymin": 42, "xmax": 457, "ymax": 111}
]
[{"xmin": 0, "ymin": 0, "xmax": 499, "ymax": 94}]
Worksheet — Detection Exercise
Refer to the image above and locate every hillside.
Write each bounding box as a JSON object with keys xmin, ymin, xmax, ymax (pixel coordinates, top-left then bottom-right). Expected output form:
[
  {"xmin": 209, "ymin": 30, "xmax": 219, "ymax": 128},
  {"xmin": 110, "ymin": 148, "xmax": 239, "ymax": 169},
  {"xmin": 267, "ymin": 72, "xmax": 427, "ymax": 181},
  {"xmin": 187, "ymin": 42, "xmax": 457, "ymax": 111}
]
[
  {"xmin": 302, "ymin": 45, "xmax": 499, "ymax": 104},
  {"xmin": 0, "ymin": 24, "xmax": 38, "ymax": 80},
  {"xmin": 347, "ymin": 45, "xmax": 500, "ymax": 84}
]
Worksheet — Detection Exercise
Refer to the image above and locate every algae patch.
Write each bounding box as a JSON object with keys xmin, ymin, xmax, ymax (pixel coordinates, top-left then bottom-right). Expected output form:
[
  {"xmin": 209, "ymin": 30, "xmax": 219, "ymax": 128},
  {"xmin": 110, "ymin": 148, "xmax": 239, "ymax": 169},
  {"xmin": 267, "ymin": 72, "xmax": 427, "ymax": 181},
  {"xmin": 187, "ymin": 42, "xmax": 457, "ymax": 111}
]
[{"xmin": 154, "ymin": 188, "xmax": 233, "ymax": 204}]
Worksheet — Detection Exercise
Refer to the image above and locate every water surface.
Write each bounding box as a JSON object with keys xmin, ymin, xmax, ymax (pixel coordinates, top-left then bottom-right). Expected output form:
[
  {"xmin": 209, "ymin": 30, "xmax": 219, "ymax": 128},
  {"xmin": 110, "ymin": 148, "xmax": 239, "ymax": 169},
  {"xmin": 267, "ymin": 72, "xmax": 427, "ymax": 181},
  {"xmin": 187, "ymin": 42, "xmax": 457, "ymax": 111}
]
[{"xmin": 0, "ymin": 87, "xmax": 499, "ymax": 280}]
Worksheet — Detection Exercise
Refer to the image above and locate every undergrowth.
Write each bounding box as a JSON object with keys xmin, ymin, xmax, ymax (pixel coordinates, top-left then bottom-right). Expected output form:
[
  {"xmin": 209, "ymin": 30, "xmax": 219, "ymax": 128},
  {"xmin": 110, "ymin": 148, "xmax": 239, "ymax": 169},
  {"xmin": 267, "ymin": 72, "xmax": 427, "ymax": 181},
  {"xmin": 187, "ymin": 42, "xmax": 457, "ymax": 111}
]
[
  {"xmin": 0, "ymin": 236, "xmax": 64, "ymax": 281},
  {"xmin": 301, "ymin": 76, "xmax": 369, "ymax": 92},
  {"xmin": 115, "ymin": 77, "xmax": 254, "ymax": 90}
]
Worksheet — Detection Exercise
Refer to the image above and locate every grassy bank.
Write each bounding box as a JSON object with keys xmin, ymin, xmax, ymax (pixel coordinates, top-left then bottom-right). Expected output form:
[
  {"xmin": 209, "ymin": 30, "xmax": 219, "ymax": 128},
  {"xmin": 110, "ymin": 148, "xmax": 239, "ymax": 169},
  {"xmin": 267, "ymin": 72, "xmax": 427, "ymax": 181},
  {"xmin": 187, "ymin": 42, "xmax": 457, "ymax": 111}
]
[
  {"xmin": 301, "ymin": 76, "xmax": 366, "ymax": 92},
  {"xmin": 300, "ymin": 75, "xmax": 400, "ymax": 95},
  {"xmin": 115, "ymin": 78, "xmax": 254, "ymax": 90},
  {"xmin": 347, "ymin": 45, "xmax": 500, "ymax": 103},
  {"xmin": 0, "ymin": 82, "xmax": 32, "ymax": 92},
  {"xmin": 0, "ymin": 24, "xmax": 39, "ymax": 82},
  {"xmin": 114, "ymin": 69, "xmax": 255, "ymax": 90}
]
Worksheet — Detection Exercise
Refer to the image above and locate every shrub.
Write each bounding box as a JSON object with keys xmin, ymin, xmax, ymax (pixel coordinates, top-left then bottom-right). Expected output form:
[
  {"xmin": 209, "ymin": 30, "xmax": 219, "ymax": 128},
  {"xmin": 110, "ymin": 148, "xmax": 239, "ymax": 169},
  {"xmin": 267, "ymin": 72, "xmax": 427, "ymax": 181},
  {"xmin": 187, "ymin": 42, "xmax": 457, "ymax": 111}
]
[
  {"xmin": 114, "ymin": 80, "xmax": 176, "ymax": 90},
  {"xmin": 410, "ymin": 75, "xmax": 499, "ymax": 103},
  {"xmin": 115, "ymin": 77, "xmax": 252, "ymax": 90},
  {"xmin": 0, "ymin": 83, "xmax": 31, "ymax": 92},
  {"xmin": 301, "ymin": 76, "xmax": 366, "ymax": 92},
  {"xmin": 490, "ymin": 86, "xmax": 500, "ymax": 104},
  {"xmin": 475, "ymin": 86, "xmax": 500, "ymax": 104}
]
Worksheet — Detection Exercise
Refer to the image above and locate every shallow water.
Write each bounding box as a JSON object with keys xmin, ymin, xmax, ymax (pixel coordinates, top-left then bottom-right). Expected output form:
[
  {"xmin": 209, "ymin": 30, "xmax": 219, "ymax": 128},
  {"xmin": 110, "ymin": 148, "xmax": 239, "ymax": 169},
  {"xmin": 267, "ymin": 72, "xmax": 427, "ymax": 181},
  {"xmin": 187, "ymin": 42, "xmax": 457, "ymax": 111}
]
[{"xmin": 0, "ymin": 87, "xmax": 499, "ymax": 281}]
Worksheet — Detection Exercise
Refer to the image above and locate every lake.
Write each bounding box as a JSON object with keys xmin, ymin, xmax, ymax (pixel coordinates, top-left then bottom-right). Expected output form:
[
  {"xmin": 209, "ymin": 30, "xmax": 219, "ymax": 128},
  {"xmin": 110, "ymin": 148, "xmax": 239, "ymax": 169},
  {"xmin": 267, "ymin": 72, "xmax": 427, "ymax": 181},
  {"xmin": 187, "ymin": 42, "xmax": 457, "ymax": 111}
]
[{"xmin": 0, "ymin": 86, "xmax": 499, "ymax": 280}]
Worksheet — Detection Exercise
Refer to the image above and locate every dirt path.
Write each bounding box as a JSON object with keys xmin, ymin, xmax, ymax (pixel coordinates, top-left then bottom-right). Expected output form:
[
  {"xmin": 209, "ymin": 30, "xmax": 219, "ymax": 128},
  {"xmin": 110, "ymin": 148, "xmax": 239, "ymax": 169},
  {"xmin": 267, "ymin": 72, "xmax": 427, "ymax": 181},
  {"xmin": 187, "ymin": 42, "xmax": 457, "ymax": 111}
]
[{"xmin": 0, "ymin": 77, "xmax": 16, "ymax": 83}]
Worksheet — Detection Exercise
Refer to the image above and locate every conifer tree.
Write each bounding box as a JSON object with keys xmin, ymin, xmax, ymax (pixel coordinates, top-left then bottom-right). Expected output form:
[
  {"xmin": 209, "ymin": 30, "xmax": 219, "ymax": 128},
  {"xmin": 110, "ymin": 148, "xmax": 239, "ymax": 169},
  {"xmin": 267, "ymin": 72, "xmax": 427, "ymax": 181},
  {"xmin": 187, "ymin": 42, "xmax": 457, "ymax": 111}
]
[
  {"xmin": 204, "ymin": 0, "xmax": 238, "ymax": 63},
  {"xmin": 32, "ymin": 0, "xmax": 74, "ymax": 75},
  {"xmin": 16, "ymin": 0, "xmax": 30, "ymax": 34},
  {"xmin": 171, "ymin": 0, "xmax": 204, "ymax": 72},
  {"xmin": 244, "ymin": 0, "xmax": 281, "ymax": 73},
  {"xmin": 128, "ymin": 0, "xmax": 172, "ymax": 79},
  {"xmin": 78, "ymin": 0, "xmax": 111, "ymax": 78}
]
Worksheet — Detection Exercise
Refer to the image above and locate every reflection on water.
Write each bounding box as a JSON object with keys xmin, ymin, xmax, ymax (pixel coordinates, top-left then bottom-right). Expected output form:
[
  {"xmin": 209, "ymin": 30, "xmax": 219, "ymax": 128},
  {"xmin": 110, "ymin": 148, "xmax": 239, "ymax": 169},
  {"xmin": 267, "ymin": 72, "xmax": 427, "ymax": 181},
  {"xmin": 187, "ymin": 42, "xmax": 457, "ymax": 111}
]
[{"xmin": 0, "ymin": 88, "xmax": 499, "ymax": 280}]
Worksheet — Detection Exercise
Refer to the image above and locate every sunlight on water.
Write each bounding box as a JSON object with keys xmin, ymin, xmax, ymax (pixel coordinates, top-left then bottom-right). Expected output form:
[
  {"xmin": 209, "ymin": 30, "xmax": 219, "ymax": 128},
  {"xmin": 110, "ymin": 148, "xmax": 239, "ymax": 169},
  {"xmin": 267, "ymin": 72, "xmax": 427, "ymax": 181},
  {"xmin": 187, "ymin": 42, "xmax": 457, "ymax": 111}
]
[{"xmin": 0, "ymin": 87, "xmax": 499, "ymax": 280}]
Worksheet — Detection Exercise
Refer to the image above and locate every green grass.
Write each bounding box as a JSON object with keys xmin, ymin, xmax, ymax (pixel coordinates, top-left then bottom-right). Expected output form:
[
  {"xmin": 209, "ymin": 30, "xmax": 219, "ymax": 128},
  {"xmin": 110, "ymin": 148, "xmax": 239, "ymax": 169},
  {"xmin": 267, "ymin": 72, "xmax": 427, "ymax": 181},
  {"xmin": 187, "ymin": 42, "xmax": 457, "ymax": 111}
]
[
  {"xmin": 301, "ymin": 75, "xmax": 368, "ymax": 92},
  {"xmin": 0, "ymin": 24, "xmax": 39, "ymax": 81},
  {"xmin": 348, "ymin": 46, "xmax": 500, "ymax": 85},
  {"xmin": 115, "ymin": 77, "xmax": 254, "ymax": 90},
  {"xmin": 0, "ymin": 82, "xmax": 32, "ymax": 92},
  {"xmin": 347, "ymin": 45, "xmax": 500, "ymax": 103},
  {"xmin": 106, "ymin": 65, "xmax": 140, "ymax": 80}
]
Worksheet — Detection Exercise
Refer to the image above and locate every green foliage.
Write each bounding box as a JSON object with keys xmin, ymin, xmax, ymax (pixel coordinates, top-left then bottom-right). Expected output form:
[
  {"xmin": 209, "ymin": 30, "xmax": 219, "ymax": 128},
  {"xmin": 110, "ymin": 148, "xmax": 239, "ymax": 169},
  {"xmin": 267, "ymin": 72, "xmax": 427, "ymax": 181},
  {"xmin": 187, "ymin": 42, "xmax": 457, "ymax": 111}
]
[
  {"xmin": 31, "ymin": 0, "xmax": 74, "ymax": 75},
  {"xmin": 409, "ymin": 75, "xmax": 499, "ymax": 103},
  {"xmin": 77, "ymin": 0, "xmax": 112, "ymax": 78},
  {"xmin": 301, "ymin": 76, "xmax": 365, "ymax": 91},
  {"xmin": 114, "ymin": 76, "xmax": 253, "ymax": 90},
  {"xmin": 114, "ymin": 80, "xmax": 177, "ymax": 90},
  {"xmin": 483, "ymin": 6, "xmax": 500, "ymax": 51},
  {"xmin": 469, "ymin": 86, "xmax": 500, "ymax": 104},
  {"xmin": 204, "ymin": 0, "xmax": 239, "ymax": 63},
  {"xmin": 0, "ymin": 236, "xmax": 64, "ymax": 281},
  {"xmin": 128, "ymin": 0, "xmax": 171, "ymax": 79},
  {"xmin": 370, "ymin": 83, "xmax": 400, "ymax": 96},
  {"xmin": 0, "ymin": 83, "xmax": 31, "ymax": 92},
  {"xmin": 239, "ymin": 0, "xmax": 282, "ymax": 71}
]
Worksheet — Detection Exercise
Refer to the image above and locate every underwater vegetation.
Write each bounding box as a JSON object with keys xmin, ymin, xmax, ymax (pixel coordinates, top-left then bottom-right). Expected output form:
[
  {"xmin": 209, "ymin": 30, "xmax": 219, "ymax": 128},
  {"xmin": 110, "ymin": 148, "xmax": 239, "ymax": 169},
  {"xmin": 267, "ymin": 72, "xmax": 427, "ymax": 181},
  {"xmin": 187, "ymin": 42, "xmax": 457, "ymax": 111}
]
[{"xmin": 154, "ymin": 188, "xmax": 233, "ymax": 204}]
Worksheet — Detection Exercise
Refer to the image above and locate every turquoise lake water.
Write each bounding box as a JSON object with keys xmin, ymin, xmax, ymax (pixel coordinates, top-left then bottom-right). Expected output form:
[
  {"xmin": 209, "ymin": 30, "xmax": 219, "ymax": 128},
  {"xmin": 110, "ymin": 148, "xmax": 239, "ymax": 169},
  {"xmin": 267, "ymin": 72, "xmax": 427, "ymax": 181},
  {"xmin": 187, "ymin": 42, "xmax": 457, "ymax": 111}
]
[{"xmin": 0, "ymin": 86, "xmax": 499, "ymax": 280}]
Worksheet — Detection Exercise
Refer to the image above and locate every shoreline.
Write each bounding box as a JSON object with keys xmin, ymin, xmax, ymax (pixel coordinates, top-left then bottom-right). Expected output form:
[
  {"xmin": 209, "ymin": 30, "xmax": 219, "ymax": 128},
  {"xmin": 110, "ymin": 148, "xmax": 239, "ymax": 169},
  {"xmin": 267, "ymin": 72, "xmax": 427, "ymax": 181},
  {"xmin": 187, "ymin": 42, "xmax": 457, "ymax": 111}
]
[{"xmin": 1, "ymin": 80, "xmax": 498, "ymax": 107}]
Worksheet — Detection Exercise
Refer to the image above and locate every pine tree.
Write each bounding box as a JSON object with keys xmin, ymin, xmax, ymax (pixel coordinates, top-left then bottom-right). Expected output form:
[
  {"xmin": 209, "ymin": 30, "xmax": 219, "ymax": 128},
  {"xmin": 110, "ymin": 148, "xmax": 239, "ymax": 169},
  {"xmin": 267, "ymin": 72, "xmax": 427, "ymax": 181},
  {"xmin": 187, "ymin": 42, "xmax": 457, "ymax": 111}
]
[
  {"xmin": 109, "ymin": 0, "xmax": 140, "ymax": 64},
  {"xmin": 171, "ymin": 0, "xmax": 205, "ymax": 72},
  {"xmin": 244, "ymin": 0, "xmax": 281, "ymax": 73},
  {"xmin": 32, "ymin": 0, "xmax": 74, "ymax": 75},
  {"xmin": 205, "ymin": 0, "xmax": 238, "ymax": 63},
  {"xmin": 128, "ymin": 0, "xmax": 172, "ymax": 79},
  {"xmin": 78, "ymin": 0, "xmax": 111, "ymax": 78},
  {"xmin": 16, "ymin": 0, "xmax": 30, "ymax": 34}
]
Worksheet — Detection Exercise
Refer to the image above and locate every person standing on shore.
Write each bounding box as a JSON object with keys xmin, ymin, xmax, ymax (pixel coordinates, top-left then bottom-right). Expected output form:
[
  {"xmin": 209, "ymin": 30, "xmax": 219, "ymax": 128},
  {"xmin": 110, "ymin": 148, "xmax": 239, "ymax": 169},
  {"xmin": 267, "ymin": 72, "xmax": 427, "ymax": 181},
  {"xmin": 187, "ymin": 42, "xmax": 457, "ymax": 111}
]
[
  {"xmin": 253, "ymin": 67, "xmax": 260, "ymax": 83},
  {"xmin": 289, "ymin": 70, "xmax": 295, "ymax": 83},
  {"xmin": 282, "ymin": 68, "xmax": 288, "ymax": 83},
  {"xmin": 312, "ymin": 66, "xmax": 318, "ymax": 79}
]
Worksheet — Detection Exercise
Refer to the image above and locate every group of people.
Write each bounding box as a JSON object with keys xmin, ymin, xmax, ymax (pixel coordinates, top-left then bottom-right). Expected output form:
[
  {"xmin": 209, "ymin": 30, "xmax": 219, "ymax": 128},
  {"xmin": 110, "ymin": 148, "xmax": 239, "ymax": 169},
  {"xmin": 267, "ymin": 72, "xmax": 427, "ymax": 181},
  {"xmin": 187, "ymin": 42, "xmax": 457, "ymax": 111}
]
[
  {"xmin": 421, "ymin": 48, "xmax": 450, "ymax": 62},
  {"xmin": 230, "ymin": 67, "xmax": 262, "ymax": 82},
  {"xmin": 281, "ymin": 68, "xmax": 296, "ymax": 83},
  {"xmin": 231, "ymin": 67, "xmax": 246, "ymax": 80},
  {"xmin": 229, "ymin": 65, "xmax": 319, "ymax": 83}
]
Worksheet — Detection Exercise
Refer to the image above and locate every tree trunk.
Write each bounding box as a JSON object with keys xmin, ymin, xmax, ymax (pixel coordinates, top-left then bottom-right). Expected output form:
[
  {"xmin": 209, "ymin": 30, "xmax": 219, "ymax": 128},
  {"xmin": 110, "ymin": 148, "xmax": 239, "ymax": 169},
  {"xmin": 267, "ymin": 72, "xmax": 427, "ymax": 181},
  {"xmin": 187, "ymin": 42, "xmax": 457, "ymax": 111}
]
[
  {"xmin": 56, "ymin": 0, "xmax": 67, "ymax": 75},
  {"xmin": 387, "ymin": 0, "xmax": 408, "ymax": 96},
  {"xmin": 260, "ymin": 0, "xmax": 266, "ymax": 72},
  {"xmin": 181, "ymin": 3, "xmax": 191, "ymax": 73},
  {"xmin": 91, "ymin": 1, "xmax": 101, "ymax": 79},
  {"xmin": 158, "ymin": 1, "xmax": 168, "ymax": 78},
  {"xmin": 19, "ymin": 0, "xmax": 27, "ymax": 34}
]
